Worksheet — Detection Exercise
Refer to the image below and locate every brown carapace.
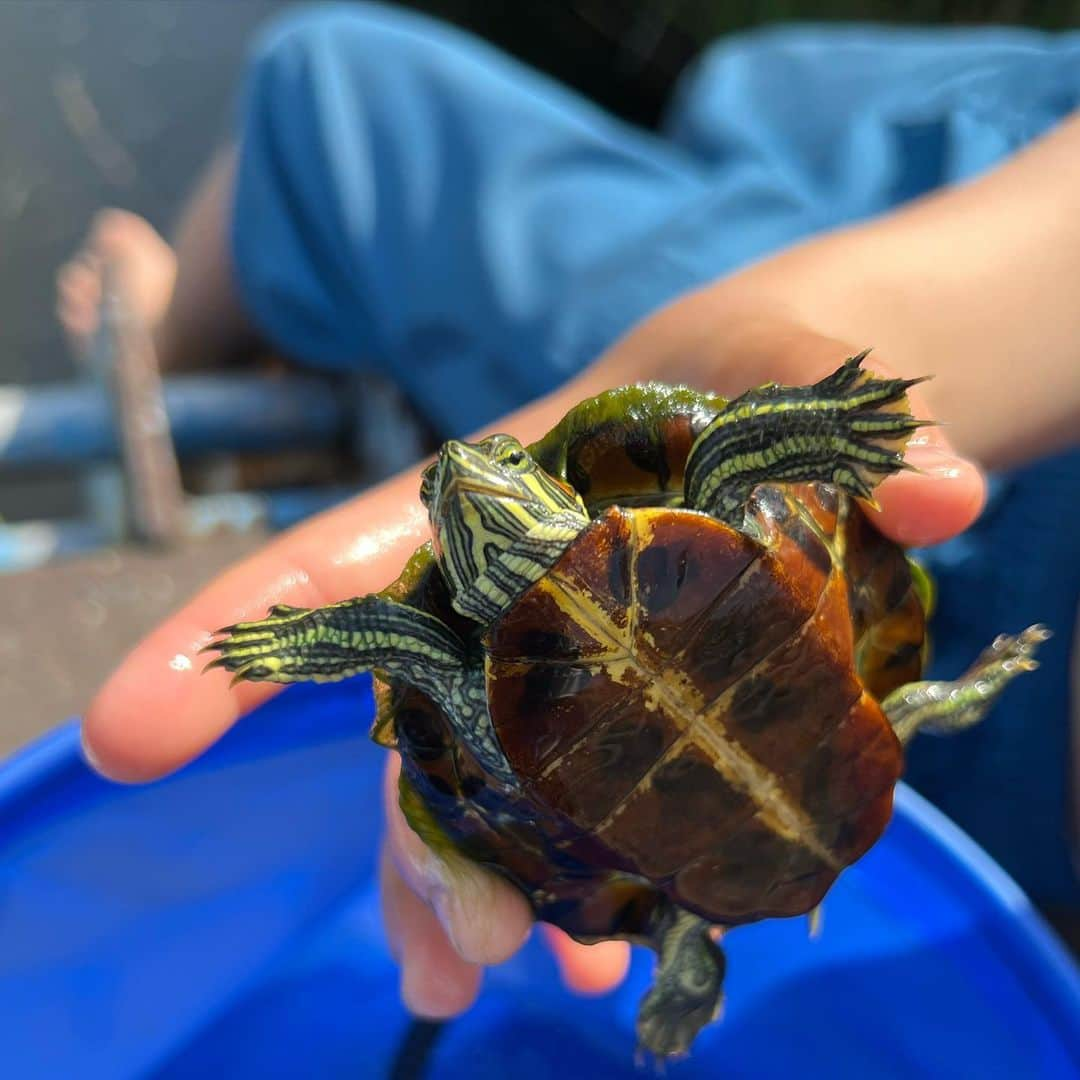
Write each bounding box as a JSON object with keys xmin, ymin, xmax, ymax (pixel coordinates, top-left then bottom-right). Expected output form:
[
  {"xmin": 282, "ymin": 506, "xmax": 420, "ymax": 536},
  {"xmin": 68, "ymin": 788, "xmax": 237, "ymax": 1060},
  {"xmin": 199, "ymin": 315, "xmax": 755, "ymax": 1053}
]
[{"xmin": 386, "ymin": 480, "xmax": 920, "ymax": 937}]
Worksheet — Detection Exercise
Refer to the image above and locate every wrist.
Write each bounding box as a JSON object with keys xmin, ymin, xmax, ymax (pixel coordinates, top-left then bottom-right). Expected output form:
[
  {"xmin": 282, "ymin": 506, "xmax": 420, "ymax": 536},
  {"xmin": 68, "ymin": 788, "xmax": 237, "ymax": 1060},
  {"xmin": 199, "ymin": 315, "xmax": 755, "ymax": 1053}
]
[{"xmin": 596, "ymin": 277, "xmax": 867, "ymax": 398}]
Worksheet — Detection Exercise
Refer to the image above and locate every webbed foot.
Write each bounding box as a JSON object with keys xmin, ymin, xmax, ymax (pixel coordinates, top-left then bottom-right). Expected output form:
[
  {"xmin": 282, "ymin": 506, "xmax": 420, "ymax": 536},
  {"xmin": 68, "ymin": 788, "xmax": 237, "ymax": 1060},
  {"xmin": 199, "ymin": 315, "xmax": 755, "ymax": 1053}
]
[
  {"xmin": 684, "ymin": 350, "xmax": 929, "ymax": 525},
  {"xmin": 202, "ymin": 594, "xmax": 465, "ymax": 701},
  {"xmin": 883, "ymin": 624, "xmax": 1050, "ymax": 744},
  {"xmin": 636, "ymin": 908, "xmax": 725, "ymax": 1060}
]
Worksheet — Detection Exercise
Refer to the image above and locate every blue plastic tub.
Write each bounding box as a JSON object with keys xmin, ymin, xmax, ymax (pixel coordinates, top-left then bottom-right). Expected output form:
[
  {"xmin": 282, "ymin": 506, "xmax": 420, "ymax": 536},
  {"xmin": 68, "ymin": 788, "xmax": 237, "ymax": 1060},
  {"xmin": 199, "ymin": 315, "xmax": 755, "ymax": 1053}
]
[{"xmin": 2, "ymin": 679, "xmax": 1079, "ymax": 1078}]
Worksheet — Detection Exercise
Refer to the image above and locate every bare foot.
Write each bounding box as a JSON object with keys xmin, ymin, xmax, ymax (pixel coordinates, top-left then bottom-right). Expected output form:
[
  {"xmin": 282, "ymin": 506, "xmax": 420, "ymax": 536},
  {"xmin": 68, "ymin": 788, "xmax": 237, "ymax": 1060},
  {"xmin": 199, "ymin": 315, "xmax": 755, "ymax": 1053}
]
[{"xmin": 56, "ymin": 210, "xmax": 177, "ymax": 356}]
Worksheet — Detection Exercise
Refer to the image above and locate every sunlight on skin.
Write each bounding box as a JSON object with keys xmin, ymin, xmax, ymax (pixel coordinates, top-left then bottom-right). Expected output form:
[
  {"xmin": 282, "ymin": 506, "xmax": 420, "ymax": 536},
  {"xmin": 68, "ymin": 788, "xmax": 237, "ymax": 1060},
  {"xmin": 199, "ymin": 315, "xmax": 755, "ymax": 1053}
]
[{"xmin": 80, "ymin": 316, "xmax": 984, "ymax": 1015}]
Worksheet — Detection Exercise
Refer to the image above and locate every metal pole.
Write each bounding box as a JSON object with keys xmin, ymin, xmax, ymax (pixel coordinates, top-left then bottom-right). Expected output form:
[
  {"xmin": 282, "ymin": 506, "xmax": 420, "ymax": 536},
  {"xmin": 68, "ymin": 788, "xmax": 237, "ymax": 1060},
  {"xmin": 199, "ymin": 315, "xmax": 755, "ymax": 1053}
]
[{"xmin": 96, "ymin": 260, "xmax": 187, "ymax": 544}]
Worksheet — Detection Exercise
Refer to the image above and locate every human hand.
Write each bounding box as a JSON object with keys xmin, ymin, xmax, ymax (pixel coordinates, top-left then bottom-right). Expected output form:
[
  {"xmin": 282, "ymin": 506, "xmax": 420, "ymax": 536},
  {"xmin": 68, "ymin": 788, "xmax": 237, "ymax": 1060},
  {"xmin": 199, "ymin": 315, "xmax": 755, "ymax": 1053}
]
[{"xmin": 81, "ymin": 307, "xmax": 985, "ymax": 1017}]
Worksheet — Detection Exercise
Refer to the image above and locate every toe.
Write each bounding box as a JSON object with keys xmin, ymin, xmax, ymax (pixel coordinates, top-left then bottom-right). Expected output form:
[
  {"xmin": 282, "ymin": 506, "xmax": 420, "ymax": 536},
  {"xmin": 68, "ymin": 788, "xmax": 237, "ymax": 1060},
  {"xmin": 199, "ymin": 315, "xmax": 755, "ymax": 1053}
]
[
  {"xmin": 89, "ymin": 208, "xmax": 155, "ymax": 254},
  {"xmin": 56, "ymin": 257, "xmax": 103, "ymax": 342}
]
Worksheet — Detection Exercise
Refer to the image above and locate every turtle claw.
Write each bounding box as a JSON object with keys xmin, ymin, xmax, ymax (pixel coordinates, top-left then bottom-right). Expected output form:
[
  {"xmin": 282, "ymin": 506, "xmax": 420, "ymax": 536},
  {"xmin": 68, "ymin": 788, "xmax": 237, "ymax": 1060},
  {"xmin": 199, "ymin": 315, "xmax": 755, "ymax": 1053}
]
[
  {"xmin": 978, "ymin": 624, "xmax": 1051, "ymax": 668},
  {"xmin": 634, "ymin": 1043, "xmax": 684, "ymax": 1074},
  {"xmin": 198, "ymin": 629, "xmax": 234, "ymax": 651},
  {"xmin": 635, "ymin": 997, "xmax": 720, "ymax": 1065},
  {"xmin": 200, "ymin": 645, "xmax": 280, "ymax": 684},
  {"xmin": 197, "ymin": 615, "xmax": 297, "ymax": 683},
  {"xmin": 269, "ymin": 603, "xmax": 304, "ymax": 616},
  {"xmin": 883, "ymin": 624, "xmax": 1050, "ymax": 742}
]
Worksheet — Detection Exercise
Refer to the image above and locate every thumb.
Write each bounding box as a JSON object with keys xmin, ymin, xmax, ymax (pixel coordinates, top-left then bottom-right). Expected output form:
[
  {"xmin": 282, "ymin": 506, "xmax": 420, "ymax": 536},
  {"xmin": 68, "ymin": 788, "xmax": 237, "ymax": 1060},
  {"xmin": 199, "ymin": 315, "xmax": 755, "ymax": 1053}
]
[{"xmin": 383, "ymin": 755, "xmax": 533, "ymax": 966}]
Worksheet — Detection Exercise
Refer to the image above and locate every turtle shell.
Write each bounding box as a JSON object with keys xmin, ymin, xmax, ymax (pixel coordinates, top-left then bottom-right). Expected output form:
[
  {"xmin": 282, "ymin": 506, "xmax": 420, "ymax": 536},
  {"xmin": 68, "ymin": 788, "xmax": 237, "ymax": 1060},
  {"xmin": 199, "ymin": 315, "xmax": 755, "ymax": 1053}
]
[
  {"xmin": 383, "ymin": 479, "xmax": 925, "ymax": 930},
  {"xmin": 485, "ymin": 485, "xmax": 911, "ymax": 924},
  {"xmin": 527, "ymin": 382, "xmax": 726, "ymax": 510}
]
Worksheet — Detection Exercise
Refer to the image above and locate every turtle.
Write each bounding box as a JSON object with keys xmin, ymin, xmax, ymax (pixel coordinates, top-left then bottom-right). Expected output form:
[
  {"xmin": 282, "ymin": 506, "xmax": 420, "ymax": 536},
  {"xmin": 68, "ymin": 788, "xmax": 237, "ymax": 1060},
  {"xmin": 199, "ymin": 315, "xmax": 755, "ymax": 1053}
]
[{"xmin": 205, "ymin": 353, "xmax": 1046, "ymax": 1060}]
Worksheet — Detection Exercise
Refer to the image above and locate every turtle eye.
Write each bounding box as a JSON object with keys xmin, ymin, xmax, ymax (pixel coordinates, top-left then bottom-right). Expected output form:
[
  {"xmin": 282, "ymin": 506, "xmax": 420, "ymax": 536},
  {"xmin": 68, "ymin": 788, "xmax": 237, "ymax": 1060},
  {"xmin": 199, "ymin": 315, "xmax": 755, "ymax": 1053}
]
[{"xmin": 499, "ymin": 442, "xmax": 529, "ymax": 470}]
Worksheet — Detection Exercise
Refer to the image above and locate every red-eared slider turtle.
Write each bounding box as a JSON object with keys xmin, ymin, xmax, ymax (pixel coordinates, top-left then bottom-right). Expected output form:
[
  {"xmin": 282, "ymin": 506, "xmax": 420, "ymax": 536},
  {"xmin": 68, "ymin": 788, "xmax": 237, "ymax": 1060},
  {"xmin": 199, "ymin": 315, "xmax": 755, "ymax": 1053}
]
[{"xmin": 206, "ymin": 354, "xmax": 1046, "ymax": 1059}]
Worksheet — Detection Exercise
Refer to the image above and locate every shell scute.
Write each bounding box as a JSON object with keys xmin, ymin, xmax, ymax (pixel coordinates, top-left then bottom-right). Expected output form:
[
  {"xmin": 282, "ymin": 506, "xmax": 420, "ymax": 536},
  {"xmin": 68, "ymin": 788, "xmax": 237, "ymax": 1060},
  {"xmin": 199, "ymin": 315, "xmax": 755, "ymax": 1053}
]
[
  {"xmin": 529, "ymin": 703, "xmax": 680, "ymax": 829},
  {"xmin": 596, "ymin": 746, "xmax": 755, "ymax": 879},
  {"xmin": 631, "ymin": 510, "xmax": 758, "ymax": 658},
  {"xmin": 675, "ymin": 826, "xmax": 819, "ymax": 921},
  {"xmin": 485, "ymin": 499, "xmax": 906, "ymax": 925}
]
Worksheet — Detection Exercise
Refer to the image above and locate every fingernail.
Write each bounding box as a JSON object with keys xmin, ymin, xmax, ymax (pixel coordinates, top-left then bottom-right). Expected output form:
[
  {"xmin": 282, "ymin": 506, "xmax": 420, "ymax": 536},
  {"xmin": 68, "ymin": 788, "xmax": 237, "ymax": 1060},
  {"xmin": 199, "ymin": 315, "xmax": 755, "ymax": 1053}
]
[
  {"xmin": 424, "ymin": 862, "xmax": 530, "ymax": 965},
  {"xmin": 79, "ymin": 726, "xmax": 103, "ymax": 774},
  {"xmin": 427, "ymin": 881, "xmax": 466, "ymax": 956},
  {"xmin": 904, "ymin": 443, "xmax": 969, "ymax": 479},
  {"xmin": 406, "ymin": 850, "xmax": 473, "ymax": 958}
]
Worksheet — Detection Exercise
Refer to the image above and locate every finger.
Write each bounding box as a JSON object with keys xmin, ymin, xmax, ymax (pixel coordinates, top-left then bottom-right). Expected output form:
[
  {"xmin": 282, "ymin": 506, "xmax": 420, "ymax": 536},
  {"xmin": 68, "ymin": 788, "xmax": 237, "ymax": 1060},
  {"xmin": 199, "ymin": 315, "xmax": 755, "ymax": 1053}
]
[
  {"xmin": 81, "ymin": 475, "xmax": 431, "ymax": 781},
  {"xmin": 540, "ymin": 925, "xmax": 631, "ymax": 996},
  {"xmin": 380, "ymin": 843, "xmax": 483, "ymax": 1018},
  {"xmin": 872, "ymin": 430, "xmax": 986, "ymax": 548},
  {"xmin": 383, "ymin": 756, "xmax": 533, "ymax": 966}
]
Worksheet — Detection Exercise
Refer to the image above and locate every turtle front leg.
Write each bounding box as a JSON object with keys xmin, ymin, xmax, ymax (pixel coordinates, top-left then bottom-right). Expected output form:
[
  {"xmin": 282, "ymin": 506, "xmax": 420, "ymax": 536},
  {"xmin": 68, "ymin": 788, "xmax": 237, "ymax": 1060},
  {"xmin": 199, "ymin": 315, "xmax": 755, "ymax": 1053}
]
[
  {"xmin": 636, "ymin": 904, "xmax": 726, "ymax": 1061},
  {"xmin": 683, "ymin": 350, "xmax": 928, "ymax": 525},
  {"xmin": 203, "ymin": 596, "xmax": 465, "ymax": 711},
  {"xmin": 882, "ymin": 625, "xmax": 1050, "ymax": 745},
  {"xmin": 206, "ymin": 596, "xmax": 517, "ymax": 784}
]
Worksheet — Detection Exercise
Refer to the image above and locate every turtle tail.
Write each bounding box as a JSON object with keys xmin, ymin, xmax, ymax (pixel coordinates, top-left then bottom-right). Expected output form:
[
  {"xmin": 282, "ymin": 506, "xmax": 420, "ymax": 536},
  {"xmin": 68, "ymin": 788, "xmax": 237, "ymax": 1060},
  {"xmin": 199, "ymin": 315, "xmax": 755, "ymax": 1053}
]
[
  {"xmin": 202, "ymin": 595, "xmax": 466, "ymax": 708},
  {"xmin": 684, "ymin": 349, "xmax": 931, "ymax": 526}
]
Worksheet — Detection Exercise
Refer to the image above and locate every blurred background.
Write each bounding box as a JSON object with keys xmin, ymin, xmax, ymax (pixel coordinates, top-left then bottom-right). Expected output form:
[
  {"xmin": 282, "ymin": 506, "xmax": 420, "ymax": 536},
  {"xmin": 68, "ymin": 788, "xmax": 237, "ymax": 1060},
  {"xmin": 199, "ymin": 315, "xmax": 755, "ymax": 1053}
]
[{"xmin": 1, "ymin": 0, "xmax": 1078, "ymax": 747}]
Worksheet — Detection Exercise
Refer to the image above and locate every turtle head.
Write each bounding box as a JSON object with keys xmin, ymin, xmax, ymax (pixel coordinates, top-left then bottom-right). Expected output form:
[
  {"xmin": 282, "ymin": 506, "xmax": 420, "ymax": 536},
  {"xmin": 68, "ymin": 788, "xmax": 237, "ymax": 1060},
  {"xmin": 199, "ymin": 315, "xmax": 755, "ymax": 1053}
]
[{"xmin": 420, "ymin": 435, "xmax": 588, "ymax": 624}]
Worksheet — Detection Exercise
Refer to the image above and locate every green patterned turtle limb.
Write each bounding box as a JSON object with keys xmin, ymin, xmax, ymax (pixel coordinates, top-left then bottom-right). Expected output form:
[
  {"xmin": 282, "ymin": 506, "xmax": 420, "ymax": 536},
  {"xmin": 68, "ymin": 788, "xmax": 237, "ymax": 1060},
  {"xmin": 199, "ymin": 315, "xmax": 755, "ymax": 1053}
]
[
  {"xmin": 682, "ymin": 349, "xmax": 929, "ymax": 525},
  {"xmin": 205, "ymin": 596, "xmax": 513, "ymax": 785},
  {"xmin": 204, "ymin": 353, "xmax": 1047, "ymax": 1061},
  {"xmin": 882, "ymin": 624, "xmax": 1049, "ymax": 744}
]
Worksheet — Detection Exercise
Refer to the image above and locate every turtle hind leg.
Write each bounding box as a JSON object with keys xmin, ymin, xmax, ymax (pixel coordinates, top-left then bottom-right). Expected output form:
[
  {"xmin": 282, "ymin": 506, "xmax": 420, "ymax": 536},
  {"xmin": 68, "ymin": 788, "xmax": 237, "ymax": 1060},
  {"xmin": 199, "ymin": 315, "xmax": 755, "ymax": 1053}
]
[
  {"xmin": 883, "ymin": 624, "xmax": 1050, "ymax": 745},
  {"xmin": 636, "ymin": 906, "xmax": 725, "ymax": 1061},
  {"xmin": 684, "ymin": 349, "xmax": 930, "ymax": 526}
]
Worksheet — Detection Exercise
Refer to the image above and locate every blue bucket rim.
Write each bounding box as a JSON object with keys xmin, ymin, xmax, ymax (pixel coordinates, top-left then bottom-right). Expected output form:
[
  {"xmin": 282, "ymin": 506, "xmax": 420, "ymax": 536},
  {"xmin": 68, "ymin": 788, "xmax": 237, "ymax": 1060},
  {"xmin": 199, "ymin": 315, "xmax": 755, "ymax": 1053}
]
[{"xmin": 2, "ymin": 720, "xmax": 1079, "ymax": 1057}]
